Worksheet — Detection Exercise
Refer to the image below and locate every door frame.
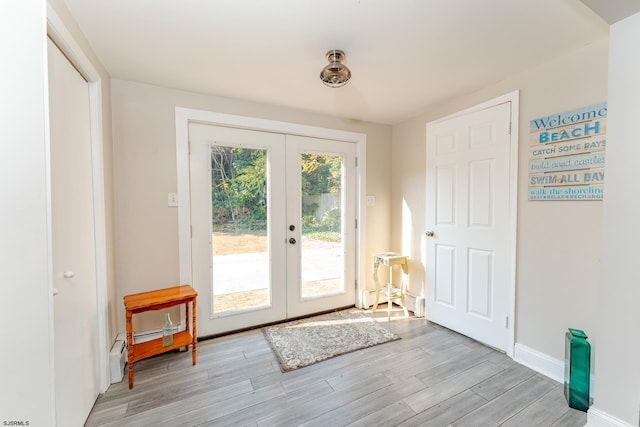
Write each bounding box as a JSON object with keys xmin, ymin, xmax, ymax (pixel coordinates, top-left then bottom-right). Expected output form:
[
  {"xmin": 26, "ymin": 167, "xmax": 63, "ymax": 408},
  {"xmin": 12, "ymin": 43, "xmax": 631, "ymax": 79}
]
[
  {"xmin": 175, "ymin": 108, "xmax": 367, "ymax": 316},
  {"xmin": 46, "ymin": 6, "xmax": 110, "ymax": 391},
  {"xmin": 425, "ymin": 90, "xmax": 519, "ymax": 357}
]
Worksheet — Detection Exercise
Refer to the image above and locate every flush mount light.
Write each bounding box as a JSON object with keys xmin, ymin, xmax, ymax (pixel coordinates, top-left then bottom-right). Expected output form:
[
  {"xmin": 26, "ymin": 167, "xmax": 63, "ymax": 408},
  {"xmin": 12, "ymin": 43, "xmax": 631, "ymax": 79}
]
[{"xmin": 320, "ymin": 49, "xmax": 351, "ymax": 88}]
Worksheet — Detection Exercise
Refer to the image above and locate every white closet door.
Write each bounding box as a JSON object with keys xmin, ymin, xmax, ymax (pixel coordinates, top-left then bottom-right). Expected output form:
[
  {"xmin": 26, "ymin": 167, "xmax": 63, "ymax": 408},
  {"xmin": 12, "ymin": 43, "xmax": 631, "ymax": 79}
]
[{"xmin": 49, "ymin": 38, "xmax": 100, "ymax": 426}]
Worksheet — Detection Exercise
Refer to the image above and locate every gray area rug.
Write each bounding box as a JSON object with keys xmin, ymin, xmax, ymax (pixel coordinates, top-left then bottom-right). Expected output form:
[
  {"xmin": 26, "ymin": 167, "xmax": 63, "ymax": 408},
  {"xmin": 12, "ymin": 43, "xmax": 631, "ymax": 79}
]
[{"xmin": 262, "ymin": 308, "xmax": 401, "ymax": 372}]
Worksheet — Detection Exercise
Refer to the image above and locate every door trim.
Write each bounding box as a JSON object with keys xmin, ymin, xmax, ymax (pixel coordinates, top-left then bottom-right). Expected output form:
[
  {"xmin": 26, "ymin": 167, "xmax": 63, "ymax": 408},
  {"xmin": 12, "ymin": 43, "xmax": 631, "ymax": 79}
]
[
  {"xmin": 47, "ymin": 6, "xmax": 110, "ymax": 391},
  {"xmin": 425, "ymin": 90, "xmax": 519, "ymax": 357},
  {"xmin": 175, "ymin": 108, "xmax": 367, "ymax": 309}
]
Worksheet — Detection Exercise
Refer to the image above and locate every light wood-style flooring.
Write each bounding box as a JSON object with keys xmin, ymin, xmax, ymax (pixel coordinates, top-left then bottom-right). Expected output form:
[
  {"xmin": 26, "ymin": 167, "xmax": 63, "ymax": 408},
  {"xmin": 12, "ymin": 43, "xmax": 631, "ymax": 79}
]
[{"xmin": 86, "ymin": 307, "xmax": 587, "ymax": 426}]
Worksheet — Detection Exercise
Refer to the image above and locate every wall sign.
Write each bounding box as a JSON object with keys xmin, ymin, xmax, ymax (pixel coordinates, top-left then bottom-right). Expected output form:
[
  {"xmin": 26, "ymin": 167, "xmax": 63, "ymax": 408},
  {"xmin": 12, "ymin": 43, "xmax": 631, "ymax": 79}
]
[{"xmin": 528, "ymin": 102, "xmax": 607, "ymax": 200}]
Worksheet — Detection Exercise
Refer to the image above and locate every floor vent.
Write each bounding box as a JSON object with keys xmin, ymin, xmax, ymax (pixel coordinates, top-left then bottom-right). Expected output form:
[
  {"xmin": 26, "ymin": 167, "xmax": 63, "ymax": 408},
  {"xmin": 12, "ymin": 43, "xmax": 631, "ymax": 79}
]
[{"xmin": 109, "ymin": 339, "xmax": 127, "ymax": 384}]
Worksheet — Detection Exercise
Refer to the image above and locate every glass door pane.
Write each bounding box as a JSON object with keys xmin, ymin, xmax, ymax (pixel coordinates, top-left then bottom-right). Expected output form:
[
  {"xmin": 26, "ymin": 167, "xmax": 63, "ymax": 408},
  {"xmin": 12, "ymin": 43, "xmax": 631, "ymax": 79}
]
[
  {"xmin": 300, "ymin": 153, "xmax": 344, "ymax": 298},
  {"xmin": 189, "ymin": 122, "xmax": 287, "ymax": 337},
  {"xmin": 285, "ymin": 134, "xmax": 356, "ymax": 318},
  {"xmin": 210, "ymin": 145, "xmax": 270, "ymax": 314}
]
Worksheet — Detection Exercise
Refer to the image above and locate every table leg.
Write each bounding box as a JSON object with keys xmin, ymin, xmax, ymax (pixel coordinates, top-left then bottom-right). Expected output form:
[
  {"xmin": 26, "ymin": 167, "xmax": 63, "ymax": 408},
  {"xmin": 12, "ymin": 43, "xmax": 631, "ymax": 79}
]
[
  {"xmin": 402, "ymin": 259, "xmax": 409, "ymax": 317},
  {"xmin": 401, "ymin": 294, "xmax": 409, "ymax": 317},
  {"xmin": 191, "ymin": 297, "xmax": 197, "ymax": 366},
  {"xmin": 185, "ymin": 300, "xmax": 190, "ymax": 351},
  {"xmin": 372, "ymin": 259, "xmax": 380, "ymax": 312},
  {"xmin": 126, "ymin": 310, "xmax": 134, "ymax": 389},
  {"xmin": 388, "ymin": 266, "xmax": 392, "ymax": 321}
]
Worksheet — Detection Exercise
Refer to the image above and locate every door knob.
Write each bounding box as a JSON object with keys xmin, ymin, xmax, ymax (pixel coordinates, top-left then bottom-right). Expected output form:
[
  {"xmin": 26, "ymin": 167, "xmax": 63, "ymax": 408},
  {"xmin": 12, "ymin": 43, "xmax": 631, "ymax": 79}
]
[
  {"xmin": 53, "ymin": 288, "xmax": 59, "ymax": 296},
  {"xmin": 289, "ymin": 238, "xmax": 296, "ymax": 244},
  {"xmin": 289, "ymin": 225, "xmax": 295, "ymax": 231},
  {"xmin": 425, "ymin": 230, "xmax": 435, "ymax": 237},
  {"xmin": 63, "ymin": 271, "xmax": 75, "ymax": 278}
]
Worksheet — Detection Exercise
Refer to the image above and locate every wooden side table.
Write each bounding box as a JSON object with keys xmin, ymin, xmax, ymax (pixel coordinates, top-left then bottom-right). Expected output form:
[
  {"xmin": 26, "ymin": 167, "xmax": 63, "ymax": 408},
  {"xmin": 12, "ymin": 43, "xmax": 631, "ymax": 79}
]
[
  {"xmin": 372, "ymin": 252, "xmax": 409, "ymax": 321},
  {"xmin": 123, "ymin": 285, "xmax": 197, "ymax": 389}
]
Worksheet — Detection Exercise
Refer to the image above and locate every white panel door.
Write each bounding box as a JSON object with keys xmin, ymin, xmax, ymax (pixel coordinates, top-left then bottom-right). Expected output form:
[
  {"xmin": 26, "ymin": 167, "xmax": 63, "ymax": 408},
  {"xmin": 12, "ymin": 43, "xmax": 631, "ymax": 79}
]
[
  {"xmin": 49, "ymin": 39, "xmax": 100, "ymax": 426},
  {"xmin": 425, "ymin": 102, "xmax": 512, "ymax": 351},
  {"xmin": 189, "ymin": 124, "xmax": 356, "ymax": 336}
]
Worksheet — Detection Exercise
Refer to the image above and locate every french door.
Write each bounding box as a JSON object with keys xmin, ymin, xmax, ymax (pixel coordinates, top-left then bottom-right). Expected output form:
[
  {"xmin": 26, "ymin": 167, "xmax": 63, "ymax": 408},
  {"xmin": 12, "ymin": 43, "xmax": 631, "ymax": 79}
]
[{"xmin": 189, "ymin": 124, "xmax": 356, "ymax": 336}]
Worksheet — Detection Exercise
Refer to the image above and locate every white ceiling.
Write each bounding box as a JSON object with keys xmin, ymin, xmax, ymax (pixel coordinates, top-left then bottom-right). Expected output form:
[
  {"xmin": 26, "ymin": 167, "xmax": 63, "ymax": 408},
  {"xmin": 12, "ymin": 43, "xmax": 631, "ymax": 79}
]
[
  {"xmin": 63, "ymin": 0, "xmax": 609, "ymax": 125},
  {"xmin": 579, "ymin": 0, "xmax": 640, "ymax": 24}
]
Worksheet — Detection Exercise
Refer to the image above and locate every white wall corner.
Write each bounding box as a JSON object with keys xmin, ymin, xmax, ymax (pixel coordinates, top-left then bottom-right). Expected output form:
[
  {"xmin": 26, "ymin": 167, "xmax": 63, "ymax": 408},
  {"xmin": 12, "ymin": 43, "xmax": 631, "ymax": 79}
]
[
  {"xmin": 514, "ymin": 343, "xmax": 564, "ymax": 383},
  {"xmin": 587, "ymin": 406, "xmax": 635, "ymax": 427}
]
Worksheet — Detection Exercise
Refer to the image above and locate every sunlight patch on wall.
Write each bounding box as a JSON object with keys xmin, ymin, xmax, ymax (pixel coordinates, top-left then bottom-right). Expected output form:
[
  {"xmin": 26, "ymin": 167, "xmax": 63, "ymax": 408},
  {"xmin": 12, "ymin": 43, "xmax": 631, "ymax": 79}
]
[{"xmin": 402, "ymin": 198, "xmax": 412, "ymax": 256}]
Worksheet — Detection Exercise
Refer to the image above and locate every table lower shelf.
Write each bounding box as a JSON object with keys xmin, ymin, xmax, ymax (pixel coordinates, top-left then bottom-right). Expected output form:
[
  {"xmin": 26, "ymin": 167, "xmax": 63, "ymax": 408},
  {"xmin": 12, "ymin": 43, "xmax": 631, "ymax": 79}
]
[
  {"xmin": 380, "ymin": 286, "xmax": 404, "ymax": 299},
  {"xmin": 131, "ymin": 330, "xmax": 193, "ymax": 362}
]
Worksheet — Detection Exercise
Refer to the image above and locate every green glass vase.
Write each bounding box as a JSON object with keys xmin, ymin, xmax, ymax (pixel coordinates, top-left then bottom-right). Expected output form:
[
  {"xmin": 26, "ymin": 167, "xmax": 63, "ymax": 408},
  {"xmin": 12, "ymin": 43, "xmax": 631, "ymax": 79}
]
[{"xmin": 564, "ymin": 328, "xmax": 590, "ymax": 411}]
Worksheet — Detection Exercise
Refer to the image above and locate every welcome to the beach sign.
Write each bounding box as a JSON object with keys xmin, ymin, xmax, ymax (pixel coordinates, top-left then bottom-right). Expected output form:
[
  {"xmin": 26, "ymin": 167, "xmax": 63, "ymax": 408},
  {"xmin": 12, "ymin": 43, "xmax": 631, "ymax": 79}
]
[{"xmin": 529, "ymin": 102, "xmax": 607, "ymax": 201}]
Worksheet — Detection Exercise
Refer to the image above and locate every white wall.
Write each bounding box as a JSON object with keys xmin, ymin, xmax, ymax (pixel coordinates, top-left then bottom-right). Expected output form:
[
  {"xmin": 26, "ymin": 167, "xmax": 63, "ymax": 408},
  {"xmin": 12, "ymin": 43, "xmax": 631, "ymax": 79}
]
[
  {"xmin": 0, "ymin": 1, "xmax": 114, "ymax": 423},
  {"xmin": 111, "ymin": 79, "xmax": 392, "ymax": 333},
  {"xmin": 589, "ymin": 12, "xmax": 640, "ymax": 427},
  {"xmin": 392, "ymin": 38, "xmax": 608, "ymax": 366},
  {"xmin": 0, "ymin": 1, "xmax": 54, "ymax": 424}
]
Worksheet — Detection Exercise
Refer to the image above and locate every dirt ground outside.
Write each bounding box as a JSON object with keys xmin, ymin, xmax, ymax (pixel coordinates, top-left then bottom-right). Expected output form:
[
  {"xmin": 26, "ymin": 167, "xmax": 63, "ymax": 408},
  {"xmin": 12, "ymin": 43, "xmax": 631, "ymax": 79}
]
[
  {"xmin": 211, "ymin": 230, "xmax": 342, "ymax": 313},
  {"xmin": 212, "ymin": 231, "xmax": 267, "ymax": 256},
  {"xmin": 212, "ymin": 230, "xmax": 338, "ymax": 254}
]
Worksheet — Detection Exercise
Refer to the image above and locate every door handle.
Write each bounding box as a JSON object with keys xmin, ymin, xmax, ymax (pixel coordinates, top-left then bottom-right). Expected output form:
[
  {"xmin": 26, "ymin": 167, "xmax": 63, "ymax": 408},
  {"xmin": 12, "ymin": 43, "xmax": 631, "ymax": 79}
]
[
  {"xmin": 425, "ymin": 230, "xmax": 435, "ymax": 238},
  {"xmin": 289, "ymin": 238, "xmax": 296, "ymax": 244},
  {"xmin": 63, "ymin": 271, "xmax": 75, "ymax": 278}
]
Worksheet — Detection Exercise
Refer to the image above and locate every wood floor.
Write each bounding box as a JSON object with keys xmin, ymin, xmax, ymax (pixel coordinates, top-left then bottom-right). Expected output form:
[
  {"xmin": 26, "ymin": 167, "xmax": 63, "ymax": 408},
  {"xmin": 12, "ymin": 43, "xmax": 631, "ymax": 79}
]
[{"xmin": 86, "ymin": 307, "xmax": 587, "ymax": 427}]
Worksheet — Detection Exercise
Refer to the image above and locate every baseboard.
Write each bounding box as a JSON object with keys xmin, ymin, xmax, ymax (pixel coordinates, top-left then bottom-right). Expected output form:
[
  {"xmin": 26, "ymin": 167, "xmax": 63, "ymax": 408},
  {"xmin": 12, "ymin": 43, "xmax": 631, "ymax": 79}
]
[
  {"xmin": 360, "ymin": 289, "xmax": 423, "ymax": 316},
  {"xmin": 588, "ymin": 406, "xmax": 635, "ymax": 427},
  {"xmin": 514, "ymin": 343, "xmax": 564, "ymax": 383},
  {"xmin": 125, "ymin": 323, "xmax": 186, "ymax": 344},
  {"xmin": 514, "ymin": 343, "xmax": 596, "ymax": 402}
]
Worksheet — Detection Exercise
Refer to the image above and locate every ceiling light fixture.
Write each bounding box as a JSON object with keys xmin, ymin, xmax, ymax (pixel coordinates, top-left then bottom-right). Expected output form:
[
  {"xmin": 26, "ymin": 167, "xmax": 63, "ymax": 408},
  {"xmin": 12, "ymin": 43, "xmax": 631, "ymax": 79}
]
[{"xmin": 320, "ymin": 49, "xmax": 351, "ymax": 88}]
